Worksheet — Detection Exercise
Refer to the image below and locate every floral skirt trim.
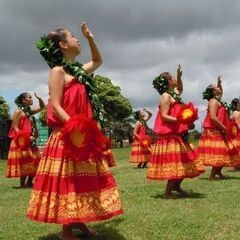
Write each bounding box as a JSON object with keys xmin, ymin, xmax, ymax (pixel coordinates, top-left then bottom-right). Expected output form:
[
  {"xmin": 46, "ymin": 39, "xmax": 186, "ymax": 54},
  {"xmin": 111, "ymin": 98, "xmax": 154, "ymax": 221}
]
[{"xmin": 147, "ymin": 134, "xmax": 204, "ymax": 180}]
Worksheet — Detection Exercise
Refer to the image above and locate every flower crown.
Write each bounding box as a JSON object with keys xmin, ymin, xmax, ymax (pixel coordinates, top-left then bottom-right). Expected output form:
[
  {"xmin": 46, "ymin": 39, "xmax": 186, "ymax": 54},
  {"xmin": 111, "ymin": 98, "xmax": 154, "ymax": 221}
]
[
  {"xmin": 152, "ymin": 76, "xmax": 169, "ymax": 95},
  {"xmin": 36, "ymin": 35, "xmax": 63, "ymax": 68},
  {"xmin": 202, "ymin": 86, "xmax": 215, "ymax": 100},
  {"xmin": 229, "ymin": 98, "xmax": 240, "ymax": 112}
]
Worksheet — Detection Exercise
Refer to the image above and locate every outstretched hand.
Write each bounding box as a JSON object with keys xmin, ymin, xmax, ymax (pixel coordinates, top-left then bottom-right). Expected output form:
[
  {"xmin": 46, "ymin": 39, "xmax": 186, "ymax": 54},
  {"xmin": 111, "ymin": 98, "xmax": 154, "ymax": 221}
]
[
  {"xmin": 177, "ymin": 64, "xmax": 182, "ymax": 78},
  {"xmin": 34, "ymin": 92, "xmax": 42, "ymax": 100},
  {"xmin": 81, "ymin": 22, "xmax": 94, "ymax": 39},
  {"xmin": 217, "ymin": 75, "xmax": 222, "ymax": 83}
]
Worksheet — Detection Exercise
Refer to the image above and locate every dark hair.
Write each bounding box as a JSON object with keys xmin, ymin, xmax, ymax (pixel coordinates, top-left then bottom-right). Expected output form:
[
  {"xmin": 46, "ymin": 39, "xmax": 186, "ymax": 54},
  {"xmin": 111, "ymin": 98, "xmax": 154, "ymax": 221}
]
[
  {"xmin": 47, "ymin": 29, "xmax": 67, "ymax": 51},
  {"xmin": 152, "ymin": 72, "xmax": 170, "ymax": 95},
  {"xmin": 14, "ymin": 92, "xmax": 29, "ymax": 106},
  {"xmin": 202, "ymin": 84, "xmax": 215, "ymax": 101},
  {"xmin": 230, "ymin": 98, "xmax": 240, "ymax": 111},
  {"xmin": 134, "ymin": 110, "xmax": 141, "ymax": 121}
]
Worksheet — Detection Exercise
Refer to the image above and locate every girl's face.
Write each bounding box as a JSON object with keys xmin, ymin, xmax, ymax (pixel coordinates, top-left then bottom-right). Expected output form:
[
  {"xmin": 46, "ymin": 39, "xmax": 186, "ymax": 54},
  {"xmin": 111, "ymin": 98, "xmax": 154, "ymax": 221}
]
[
  {"xmin": 62, "ymin": 30, "xmax": 81, "ymax": 55},
  {"xmin": 237, "ymin": 101, "xmax": 240, "ymax": 110},
  {"xmin": 22, "ymin": 94, "xmax": 33, "ymax": 106},
  {"xmin": 168, "ymin": 74, "xmax": 177, "ymax": 88},
  {"xmin": 213, "ymin": 85, "xmax": 222, "ymax": 96},
  {"xmin": 139, "ymin": 110, "xmax": 145, "ymax": 119}
]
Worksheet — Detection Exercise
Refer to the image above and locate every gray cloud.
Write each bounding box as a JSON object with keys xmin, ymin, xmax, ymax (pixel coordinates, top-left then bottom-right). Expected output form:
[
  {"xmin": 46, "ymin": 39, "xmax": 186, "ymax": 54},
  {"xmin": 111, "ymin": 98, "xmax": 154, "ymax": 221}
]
[{"xmin": 1, "ymin": 0, "xmax": 240, "ymax": 130}]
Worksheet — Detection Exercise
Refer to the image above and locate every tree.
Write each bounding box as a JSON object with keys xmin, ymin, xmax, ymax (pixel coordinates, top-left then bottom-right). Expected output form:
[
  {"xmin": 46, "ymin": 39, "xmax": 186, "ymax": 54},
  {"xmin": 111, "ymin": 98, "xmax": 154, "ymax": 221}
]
[
  {"xmin": 94, "ymin": 75, "xmax": 132, "ymax": 122},
  {"xmin": 39, "ymin": 107, "xmax": 47, "ymax": 126},
  {"xmin": 0, "ymin": 96, "xmax": 10, "ymax": 119},
  {"xmin": 94, "ymin": 75, "xmax": 133, "ymax": 145}
]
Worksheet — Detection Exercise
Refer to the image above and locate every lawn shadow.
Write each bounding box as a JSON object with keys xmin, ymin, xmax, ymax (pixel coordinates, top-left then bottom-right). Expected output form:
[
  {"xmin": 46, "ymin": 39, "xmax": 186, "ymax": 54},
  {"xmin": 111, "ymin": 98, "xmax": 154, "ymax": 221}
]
[
  {"xmin": 12, "ymin": 186, "xmax": 32, "ymax": 189},
  {"xmin": 199, "ymin": 175, "xmax": 240, "ymax": 181},
  {"xmin": 38, "ymin": 233, "xmax": 59, "ymax": 240},
  {"xmin": 151, "ymin": 191, "xmax": 205, "ymax": 200},
  {"xmin": 38, "ymin": 218, "xmax": 126, "ymax": 240}
]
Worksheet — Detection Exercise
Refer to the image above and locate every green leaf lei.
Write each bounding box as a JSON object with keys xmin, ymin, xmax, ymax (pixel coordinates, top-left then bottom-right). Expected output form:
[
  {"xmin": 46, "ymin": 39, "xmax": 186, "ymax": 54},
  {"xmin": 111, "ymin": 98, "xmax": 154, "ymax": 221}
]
[
  {"xmin": 15, "ymin": 102, "xmax": 38, "ymax": 147},
  {"xmin": 36, "ymin": 36, "xmax": 105, "ymax": 126}
]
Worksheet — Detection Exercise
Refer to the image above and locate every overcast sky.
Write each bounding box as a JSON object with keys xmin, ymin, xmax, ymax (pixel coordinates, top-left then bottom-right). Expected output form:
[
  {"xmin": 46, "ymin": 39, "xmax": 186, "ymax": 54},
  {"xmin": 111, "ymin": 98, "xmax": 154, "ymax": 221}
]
[{"xmin": 1, "ymin": 0, "xmax": 240, "ymax": 129}]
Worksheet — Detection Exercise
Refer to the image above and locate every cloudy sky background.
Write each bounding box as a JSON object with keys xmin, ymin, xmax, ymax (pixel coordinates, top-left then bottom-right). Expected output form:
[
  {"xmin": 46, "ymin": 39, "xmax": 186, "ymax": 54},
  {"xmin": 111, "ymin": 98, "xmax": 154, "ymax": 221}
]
[{"xmin": 1, "ymin": 0, "xmax": 240, "ymax": 130}]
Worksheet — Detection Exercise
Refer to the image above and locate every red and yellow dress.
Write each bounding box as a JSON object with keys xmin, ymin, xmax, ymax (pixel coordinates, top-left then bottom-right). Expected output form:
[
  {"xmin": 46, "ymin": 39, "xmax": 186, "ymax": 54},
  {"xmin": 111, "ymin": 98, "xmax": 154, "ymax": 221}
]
[
  {"xmin": 198, "ymin": 104, "xmax": 240, "ymax": 167},
  {"xmin": 147, "ymin": 102, "xmax": 203, "ymax": 180},
  {"xmin": 27, "ymin": 79, "xmax": 123, "ymax": 224},
  {"xmin": 129, "ymin": 124, "xmax": 151, "ymax": 164},
  {"xmin": 6, "ymin": 116, "xmax": 40, "ymax": 178}
]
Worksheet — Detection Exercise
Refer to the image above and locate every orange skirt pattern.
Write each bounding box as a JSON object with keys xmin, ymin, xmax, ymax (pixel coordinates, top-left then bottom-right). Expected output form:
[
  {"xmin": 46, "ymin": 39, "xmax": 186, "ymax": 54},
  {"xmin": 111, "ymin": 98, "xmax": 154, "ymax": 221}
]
[
  {"xmin": 129, "ymin": 139, "xmax": 151, "ymax": 164},
  {"xmin": 27, "ymin": 129, "xmax": 123, "ymax": 224},
  {"xmin": 102, "ymin": 149, "xmax": 116, "ymax": 167},
  {"xmin": 147, "ymin": 134, "xmax": 203, "ymax": 180},
  {"xmin": 198, "ymin": 129, "xmax": 240, "ymax": 167},
  {"xmin": 6, "ymin": 139, "xmax": 40, "ymax": 178}
]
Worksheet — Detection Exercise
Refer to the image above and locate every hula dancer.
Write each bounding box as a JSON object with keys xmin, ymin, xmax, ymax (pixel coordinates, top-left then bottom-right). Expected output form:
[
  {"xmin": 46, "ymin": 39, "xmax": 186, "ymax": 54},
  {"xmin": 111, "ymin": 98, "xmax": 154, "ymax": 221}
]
[
  {"xmin": 129, "ymin": 108, "xmax": 152, "ymax": 168},
  {"xmin": 147, "ymin": 65, "xmax": 203, "ymax": 198},
  {"xmin": 6, "ymin": 92, "xmax": 45, "ymax": 188},
  {"xmin": 198, "ymin": 76, "xmax": 240, "ymax": 179},
  {"xmin": 27, "ymin": 22, "xmax": 123, "ymax": 240}
]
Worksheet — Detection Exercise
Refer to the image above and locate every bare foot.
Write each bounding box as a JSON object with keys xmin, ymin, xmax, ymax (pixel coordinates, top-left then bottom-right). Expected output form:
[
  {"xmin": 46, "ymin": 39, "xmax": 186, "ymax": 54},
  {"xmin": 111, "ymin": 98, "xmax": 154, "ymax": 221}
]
[
  {"xmin": 173, "ymin": 187, "xmax": 188, "ymax": 197},
  {"xmin": 71, "ymin": 223, "xmax": 98, "ymax": 237},
  {"xmin": 216, "ymin": 172, "xmax": 226, "ymax": 179},
  {"xmin": 163, "ymin": 193, "xmax": 178, "ymax": 199},
  {"xmin": 58, "ymin": 233, "xmax": 81, "ymax": 240}
]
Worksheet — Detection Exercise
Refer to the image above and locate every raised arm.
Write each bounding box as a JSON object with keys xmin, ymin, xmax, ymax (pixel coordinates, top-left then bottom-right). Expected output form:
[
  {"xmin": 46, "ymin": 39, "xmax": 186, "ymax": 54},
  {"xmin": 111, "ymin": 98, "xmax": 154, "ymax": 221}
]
[
  {"xmin": 176, "ymin": 64, "xmax": 183, "ymax": 95},
  {"xmin": 48, "ymin": 67, "xmax": 70, "ymax": 123},
  {"xmin": 143, "ymin": 108, "xmax": 152, "ymax": 122},
  {"xmin": 217, "ymin": 75, "xmax": 223, "ymax": 97},
  {"xmin": 81, "ymin": 22, "xmax": 103, "ymax": 74},
  {"xmin": 160, "ymin": 93, "xmax": 178, "ymax": 123},
  {"xmin": 31, "ymin": 93, "xmax": 46, "ymax": 114}
]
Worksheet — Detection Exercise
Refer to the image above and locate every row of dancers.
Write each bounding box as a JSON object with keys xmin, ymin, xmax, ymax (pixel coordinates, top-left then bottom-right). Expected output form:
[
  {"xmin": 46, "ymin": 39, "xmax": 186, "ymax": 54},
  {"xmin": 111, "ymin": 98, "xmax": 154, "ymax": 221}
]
[
  {"xmin": 130, "ymin": 69, "xmax": 240, "ymax": 198},
  {"xmin": 4, "ymin": 21, "xmax": 240, "ymax": 240}
]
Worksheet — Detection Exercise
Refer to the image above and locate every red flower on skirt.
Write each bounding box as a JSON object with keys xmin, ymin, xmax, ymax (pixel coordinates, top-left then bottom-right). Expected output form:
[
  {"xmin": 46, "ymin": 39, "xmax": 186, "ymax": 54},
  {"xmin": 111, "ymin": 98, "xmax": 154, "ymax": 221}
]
[
  {"xmin": 61, "ymin": 114, "xmax": 111, "ymax": 160},
  {"xmin": 177, "ymin": 102, "xmax": 198, "ymax": 125},
  {"xmin": 14, "ymin": 130, "xmax": 31, "ymax": 150},
  {"xmin": 228, "ymin": 121, "xmax": 239, "ymax": 138},
  {"xmin": 140, "ymin": 136, "xmax": 152, "ymax": 148}
]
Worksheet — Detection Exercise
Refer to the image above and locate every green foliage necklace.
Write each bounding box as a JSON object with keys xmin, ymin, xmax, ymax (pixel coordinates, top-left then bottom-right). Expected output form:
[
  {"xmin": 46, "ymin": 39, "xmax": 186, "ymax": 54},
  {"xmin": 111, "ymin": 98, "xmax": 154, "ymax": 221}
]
[
  {"xmin": 16, "ymin": 103, "xmax": 37, "ymax": 147},
  {"xmin": 36, "ymin": 36, "xmax": 105, "ymax": 126},
  {"xmin": 166, "ymin": 89, "xmax": 183, "ymax": 103}
]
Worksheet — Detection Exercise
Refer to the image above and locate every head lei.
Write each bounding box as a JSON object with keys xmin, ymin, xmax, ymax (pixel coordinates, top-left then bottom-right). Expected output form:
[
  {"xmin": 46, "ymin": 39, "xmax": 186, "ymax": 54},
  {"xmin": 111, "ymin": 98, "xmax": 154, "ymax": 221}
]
[
  {"xmin": 36, "ymin": 35, "xmax": 105, "ymax": 126},
  {"xmin": 152, "ymin": 76, "xmax": 169, "ymax": 95},
  {"xmin": 152, "ymin": 75, "xmax": 182, "ymax": 103},
  {"xmin": 133, "ymin": 110, "xmax": 141, "ymax": 121},
  {"xmin": 14, "ymin": 94, "xmax": 38, "ymax": 147},
  {"xmin": 229, "ymin": 98, "xmax": 240, "ymax": 112},
  {"xmin": 202, "ymin": 85, "xmax": 215, "ymax": 101}
]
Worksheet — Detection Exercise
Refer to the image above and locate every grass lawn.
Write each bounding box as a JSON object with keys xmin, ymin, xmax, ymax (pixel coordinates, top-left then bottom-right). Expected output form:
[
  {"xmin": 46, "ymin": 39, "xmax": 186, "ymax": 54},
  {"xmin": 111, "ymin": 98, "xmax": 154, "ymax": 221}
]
[{"xmin": 1, "ymin": 147, "xmax": 240, "ymax": 240}]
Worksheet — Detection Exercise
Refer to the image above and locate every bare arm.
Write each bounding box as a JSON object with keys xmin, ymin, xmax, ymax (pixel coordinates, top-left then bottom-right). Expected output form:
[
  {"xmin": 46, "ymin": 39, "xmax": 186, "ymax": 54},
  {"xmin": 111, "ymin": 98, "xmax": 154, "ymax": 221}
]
[
  {"xmin": 133, "ymin": 122, "xmax": 141, "ymax": 140},
  {"xmin": 209, "ymin": 99, "xmax": 227, "ymax": 132},
  {"xmin": 31, "ymin": 93, "xmax": 46, "ymax": 114},
  {"xmin": 160, "ymin": 93, "xmax": 178, "ymax": 123},
  {"xmin": 48, "ymin": 67, "xmax": 70, "ymax": 123},
  {"xmin": 217, "ymin": 75, "xmax": 223, "ymax": 98},
  {"xmin": 176, "ymin": 64, "xmax": 183, "ymax": 95},
  {"xmin": 81, "ymin": 23, "xmax": 103, "ymax": 74},
  {"xmin": 12, "ymin": 109, "xmax": 23, "ymax": 133},
  {"xmin": 143, "ymin": 108, "xmax": 152, "ymax": 122},
  {"xmin": 232, "ymin": 111, "xmax": 240, "ymax": 129}
]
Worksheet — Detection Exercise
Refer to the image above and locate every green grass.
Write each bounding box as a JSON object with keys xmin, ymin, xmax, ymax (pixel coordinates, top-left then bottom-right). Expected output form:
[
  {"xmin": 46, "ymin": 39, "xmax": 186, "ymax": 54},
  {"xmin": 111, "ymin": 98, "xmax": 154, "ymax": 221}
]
[{"xmin": 1, "ymin": 147, "xmax": 240, "ymax": 240}]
